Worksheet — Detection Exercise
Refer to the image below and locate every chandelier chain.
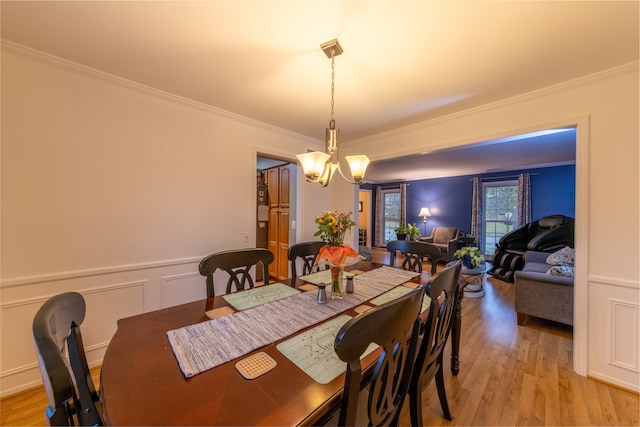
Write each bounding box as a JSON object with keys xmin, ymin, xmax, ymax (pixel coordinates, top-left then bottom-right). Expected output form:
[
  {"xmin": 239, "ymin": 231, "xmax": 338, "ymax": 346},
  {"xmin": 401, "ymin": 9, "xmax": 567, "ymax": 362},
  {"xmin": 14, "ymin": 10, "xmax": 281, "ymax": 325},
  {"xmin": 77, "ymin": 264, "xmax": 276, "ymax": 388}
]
[{"xmin": 330, "ymin": 50, "xmax": 335, "ymax": 122}]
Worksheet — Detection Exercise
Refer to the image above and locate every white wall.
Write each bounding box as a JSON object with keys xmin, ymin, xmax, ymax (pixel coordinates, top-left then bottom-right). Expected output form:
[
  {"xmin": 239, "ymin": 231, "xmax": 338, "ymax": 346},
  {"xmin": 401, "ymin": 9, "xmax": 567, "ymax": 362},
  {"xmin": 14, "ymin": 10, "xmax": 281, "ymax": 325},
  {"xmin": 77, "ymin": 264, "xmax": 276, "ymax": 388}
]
[
  {"xmin": 342, "ymin": 63, "xmax": 640, "ymax": 391},
  {"xmin": 0, "ymin": 44, "xmax": 331, "ymax": 395}
]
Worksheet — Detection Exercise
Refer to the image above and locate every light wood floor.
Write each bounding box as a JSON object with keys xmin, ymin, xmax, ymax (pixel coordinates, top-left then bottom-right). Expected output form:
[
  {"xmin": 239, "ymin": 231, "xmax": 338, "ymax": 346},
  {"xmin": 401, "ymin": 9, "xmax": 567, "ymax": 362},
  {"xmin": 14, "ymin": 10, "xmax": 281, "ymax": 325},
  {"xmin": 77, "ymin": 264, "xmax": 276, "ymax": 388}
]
[{"xmin": 2, "ymin": 249, "xmax": 638, "ymax": 426}]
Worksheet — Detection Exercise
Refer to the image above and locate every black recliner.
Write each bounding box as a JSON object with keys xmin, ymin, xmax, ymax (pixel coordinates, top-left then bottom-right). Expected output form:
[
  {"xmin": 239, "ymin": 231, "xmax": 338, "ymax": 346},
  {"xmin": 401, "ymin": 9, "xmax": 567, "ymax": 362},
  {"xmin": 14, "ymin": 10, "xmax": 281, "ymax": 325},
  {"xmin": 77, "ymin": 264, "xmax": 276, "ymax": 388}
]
[{"xmin": 490, "ymin": 214, "xmax": 574, "ymax": 282}]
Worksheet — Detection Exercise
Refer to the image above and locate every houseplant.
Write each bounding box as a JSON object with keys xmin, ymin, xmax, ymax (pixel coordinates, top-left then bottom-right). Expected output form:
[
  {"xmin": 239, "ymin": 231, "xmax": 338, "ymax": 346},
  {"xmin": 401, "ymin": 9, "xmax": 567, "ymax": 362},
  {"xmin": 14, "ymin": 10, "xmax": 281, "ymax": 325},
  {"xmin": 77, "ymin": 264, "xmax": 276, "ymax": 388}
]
[
  {"xmin": 395, "ymin": 223, "xmax": 407, "ymax": 240},
  {"xmin": 313, "ymin": 210, "xmax": 358, "ymax": 298},
  {"xmin": 453, "ymin": 246, "xmax": 485, "ymax": 270},
  {"xmin": 408, "ymin": 223, "xmax": 422, "ymax": 241}
]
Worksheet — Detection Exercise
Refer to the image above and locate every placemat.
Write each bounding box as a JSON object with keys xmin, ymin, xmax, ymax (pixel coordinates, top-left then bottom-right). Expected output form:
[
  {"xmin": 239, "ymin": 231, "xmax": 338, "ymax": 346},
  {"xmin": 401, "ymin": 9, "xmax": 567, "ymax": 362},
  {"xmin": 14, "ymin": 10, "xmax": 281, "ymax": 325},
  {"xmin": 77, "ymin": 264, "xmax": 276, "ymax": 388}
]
[
  {"xmin": 298, "ymin": 269, "xmax": 356, "ymax": 285},
  {"xmin": 298, "ymin": 283, "xmax": 318, "ymax": 291},
  {"xmin": 205, "ymin": 306, "xmax": 234, "ymax": 319},
  {"xmin": 222, "ymin": 283, "xmax": 300, "ymax": 311},
  {"xmin": 276, "ymin": 315, "xmax": 378, "ymax": 384},
  {"xmin": 370, "ymin": 286, "xmax": 432, "ymax": 312}
]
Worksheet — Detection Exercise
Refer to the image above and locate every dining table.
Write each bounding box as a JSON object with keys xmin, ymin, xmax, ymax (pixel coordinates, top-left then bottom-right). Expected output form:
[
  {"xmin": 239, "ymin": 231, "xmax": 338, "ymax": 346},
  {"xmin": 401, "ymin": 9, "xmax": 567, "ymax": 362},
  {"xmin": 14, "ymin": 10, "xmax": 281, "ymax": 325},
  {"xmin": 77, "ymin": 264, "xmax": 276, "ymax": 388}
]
[{"xmin": 99, "ymin": 261, "xmax": 466, "ymax": 426}]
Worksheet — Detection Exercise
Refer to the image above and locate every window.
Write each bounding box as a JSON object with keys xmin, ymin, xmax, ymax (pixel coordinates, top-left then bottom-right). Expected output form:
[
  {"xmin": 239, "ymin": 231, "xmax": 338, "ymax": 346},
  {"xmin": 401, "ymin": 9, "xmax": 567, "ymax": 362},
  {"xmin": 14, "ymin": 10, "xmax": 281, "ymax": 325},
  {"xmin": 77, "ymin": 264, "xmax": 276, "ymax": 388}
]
[
  {"xmin": 482, "ymin": 181, "xmax": 518, "ymax": 255},
  {"xmin": 381, "ymin": 189, "xmax": 401, "ymax": 243}
]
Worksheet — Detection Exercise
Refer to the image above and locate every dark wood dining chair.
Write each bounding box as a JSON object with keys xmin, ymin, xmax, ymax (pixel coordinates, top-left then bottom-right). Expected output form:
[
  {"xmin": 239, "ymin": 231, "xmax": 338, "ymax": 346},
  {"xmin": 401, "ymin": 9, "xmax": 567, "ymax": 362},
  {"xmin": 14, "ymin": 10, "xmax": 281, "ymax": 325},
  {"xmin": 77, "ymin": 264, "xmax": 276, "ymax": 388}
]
[
  {"xmin": 199, "ymin": 248, "xmax": 274, "ymax": 297},
  {"xmin": 408, "ymin": 260, "xmax": 462, "ymax": 425},
  {"xmin": 32, "ymin": 292, "xmax": 102, "ymax": 426},
  {"xmin": 287, "ymin": 241, "xmax": 326, "ymax": 276},
  {"xmin": 333, "ymin": 285, "xmax": 425, "ymax": 427},
  {"xmin": 386, "ymin": 239, "xmax": 441, "ymax": 274}
]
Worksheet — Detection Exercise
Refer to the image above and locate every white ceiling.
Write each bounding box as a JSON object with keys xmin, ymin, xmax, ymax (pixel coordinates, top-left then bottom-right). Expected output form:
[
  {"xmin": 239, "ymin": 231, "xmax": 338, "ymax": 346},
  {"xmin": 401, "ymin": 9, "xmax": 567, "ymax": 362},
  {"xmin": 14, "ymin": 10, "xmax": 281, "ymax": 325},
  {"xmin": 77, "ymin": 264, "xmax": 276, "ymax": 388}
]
[{"xmin": 2, "ymin": 1, "xmax": 638, "ymax": 182}]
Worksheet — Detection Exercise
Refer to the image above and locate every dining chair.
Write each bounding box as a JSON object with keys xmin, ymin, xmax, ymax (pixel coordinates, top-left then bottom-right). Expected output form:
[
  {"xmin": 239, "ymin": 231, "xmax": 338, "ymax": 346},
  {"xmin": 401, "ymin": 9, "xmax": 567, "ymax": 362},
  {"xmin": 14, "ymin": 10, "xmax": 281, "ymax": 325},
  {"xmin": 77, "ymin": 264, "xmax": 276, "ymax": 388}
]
[
  {"xmin": 386, "ymin": 239, "xmax": 441, "ymax": 275},
  {"xmin": 408, "ymin": 260, "xmax": 462, "ymax": 425},
  {"xmin": 199, "ymin": 248, "xmax": 275, "ymax": 297},
  {"xmin": 32, "ymin": 292, "xmax": 102, "ymax": 426},
  {"xmin": 287, "ymin": 241, "xmax": 326, "ymax": 276},
  {"xmin": 333, "ymin": 285, "xmax": 425, "ymax": 427}
]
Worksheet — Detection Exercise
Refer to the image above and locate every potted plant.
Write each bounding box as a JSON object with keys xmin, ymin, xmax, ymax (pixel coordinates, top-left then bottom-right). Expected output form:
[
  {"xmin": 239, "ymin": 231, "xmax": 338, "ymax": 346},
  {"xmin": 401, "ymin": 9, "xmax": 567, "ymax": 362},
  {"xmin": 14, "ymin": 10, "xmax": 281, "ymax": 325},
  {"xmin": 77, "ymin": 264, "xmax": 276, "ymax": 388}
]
[
  {"xmin": 395, "ymin": 223, "xmax": 407, "ymax": 240},
  {"xmin": 408, "ymin": 223, "xmax": 422, "ymax": 241},
  {"xmin": 453, "ymin": 246, "xmax": 485, "ymax": 270}
]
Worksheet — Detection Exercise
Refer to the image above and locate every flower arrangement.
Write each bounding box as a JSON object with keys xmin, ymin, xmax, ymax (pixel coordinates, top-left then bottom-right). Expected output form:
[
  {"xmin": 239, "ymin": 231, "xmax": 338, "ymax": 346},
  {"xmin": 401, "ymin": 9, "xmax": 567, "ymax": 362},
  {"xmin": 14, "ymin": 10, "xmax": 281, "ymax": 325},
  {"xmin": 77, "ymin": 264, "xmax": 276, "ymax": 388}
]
[
  {"xmin": 453, "ymin": 246, "xmax": 485, "ymax": 269},
  {"xmin": 313, "ymin": 211, "xmax": 359, "ymax": 297},
  {"xmin": 314, "ymin": 210, "xmax": 356, "ymax": 246}
]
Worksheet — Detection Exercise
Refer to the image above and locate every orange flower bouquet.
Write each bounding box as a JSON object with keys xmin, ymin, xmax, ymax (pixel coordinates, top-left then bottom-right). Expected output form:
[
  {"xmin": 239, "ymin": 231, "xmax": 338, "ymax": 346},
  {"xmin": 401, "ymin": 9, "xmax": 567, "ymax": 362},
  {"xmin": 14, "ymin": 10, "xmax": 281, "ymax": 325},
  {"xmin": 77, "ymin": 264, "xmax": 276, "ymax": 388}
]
[{"xmin": 313, "ymin": 210, "xmax": 359, "ymax": 297}]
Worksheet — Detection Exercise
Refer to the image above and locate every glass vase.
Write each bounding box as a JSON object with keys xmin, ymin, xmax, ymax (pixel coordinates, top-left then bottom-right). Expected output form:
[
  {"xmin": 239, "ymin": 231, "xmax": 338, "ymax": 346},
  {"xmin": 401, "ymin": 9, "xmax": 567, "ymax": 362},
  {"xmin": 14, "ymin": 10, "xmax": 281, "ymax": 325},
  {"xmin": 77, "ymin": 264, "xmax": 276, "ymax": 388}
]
[{"xmin": 330, "ymin": 266, "xmax": 344, "ymax": 299}]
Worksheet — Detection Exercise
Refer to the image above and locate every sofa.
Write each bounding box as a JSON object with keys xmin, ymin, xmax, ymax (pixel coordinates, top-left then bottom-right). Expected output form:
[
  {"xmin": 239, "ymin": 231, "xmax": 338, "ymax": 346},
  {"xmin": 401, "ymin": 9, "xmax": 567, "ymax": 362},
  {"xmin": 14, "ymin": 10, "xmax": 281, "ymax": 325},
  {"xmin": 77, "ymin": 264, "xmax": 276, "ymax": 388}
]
[
  {"xmin": 514, "ymin": 250, "xmax": 574, "ymax": 326},
  {"xmin": 420, "ymin": 227, "xmax": 461, "ymax": 262}
]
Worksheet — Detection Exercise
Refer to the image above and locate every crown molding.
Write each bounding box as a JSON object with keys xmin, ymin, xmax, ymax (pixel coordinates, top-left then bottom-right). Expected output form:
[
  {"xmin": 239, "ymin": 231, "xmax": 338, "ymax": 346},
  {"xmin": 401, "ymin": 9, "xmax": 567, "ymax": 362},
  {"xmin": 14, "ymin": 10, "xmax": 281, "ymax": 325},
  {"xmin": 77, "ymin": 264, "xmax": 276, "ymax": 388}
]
[
  {"xmin": 348, "ymin": 61, "xmax": 639, "ymax": 146},
  {"xmin": 0, "ymin": 39, "xmax": 318, "ymax": 143}
]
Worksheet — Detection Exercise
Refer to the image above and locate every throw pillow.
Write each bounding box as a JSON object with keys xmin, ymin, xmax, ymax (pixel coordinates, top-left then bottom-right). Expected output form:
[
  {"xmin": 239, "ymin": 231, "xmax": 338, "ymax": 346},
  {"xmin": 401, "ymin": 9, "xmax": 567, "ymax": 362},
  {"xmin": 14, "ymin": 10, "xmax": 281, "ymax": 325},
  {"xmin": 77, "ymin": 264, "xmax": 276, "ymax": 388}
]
[
  {"xmin": 546, "ymin": 246, "xmax": 575, "ymax": 266},
  {"xmin": 547, "ymin": 265, "xmax": 574, "ymax": 277}
]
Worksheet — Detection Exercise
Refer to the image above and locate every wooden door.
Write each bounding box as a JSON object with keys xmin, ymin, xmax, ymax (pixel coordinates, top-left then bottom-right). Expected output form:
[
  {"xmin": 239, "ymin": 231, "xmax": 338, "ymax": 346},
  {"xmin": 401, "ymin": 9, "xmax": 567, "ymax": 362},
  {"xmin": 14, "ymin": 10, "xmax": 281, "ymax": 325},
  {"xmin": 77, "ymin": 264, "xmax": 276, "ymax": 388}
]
[
  {"xmin": 266, "ymin": 164, "xmax": 290, "ymax": 280},
  {"xmin": 268, "ymin": 208, "xmax": 279, "ymax": 278}
]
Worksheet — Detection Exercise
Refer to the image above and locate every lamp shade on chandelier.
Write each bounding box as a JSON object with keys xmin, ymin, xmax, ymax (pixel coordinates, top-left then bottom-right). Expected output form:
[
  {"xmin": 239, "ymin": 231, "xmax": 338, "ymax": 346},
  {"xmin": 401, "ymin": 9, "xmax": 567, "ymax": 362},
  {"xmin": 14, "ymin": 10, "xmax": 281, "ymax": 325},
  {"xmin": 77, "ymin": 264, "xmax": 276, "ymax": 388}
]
[{"xmin": 296, "ymin": 39, "xmax": 370, "ymax": 187}]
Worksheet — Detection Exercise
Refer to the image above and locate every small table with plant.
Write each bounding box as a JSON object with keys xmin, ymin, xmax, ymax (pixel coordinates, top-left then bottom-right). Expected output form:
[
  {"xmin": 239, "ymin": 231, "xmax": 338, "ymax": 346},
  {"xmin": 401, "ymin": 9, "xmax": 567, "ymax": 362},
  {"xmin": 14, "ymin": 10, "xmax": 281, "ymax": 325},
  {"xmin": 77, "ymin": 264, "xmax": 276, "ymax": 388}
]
[{"xmin": 450, "ymin": 246, "xmax": 489, "ymax": 298}]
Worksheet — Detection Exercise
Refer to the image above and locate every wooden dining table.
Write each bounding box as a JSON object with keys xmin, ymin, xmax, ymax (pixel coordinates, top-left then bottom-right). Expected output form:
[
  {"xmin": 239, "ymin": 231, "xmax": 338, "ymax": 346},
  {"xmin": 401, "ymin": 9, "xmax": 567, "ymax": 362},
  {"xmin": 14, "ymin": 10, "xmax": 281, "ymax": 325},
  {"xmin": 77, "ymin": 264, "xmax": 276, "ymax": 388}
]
[{"xmin": 99, "ymin": 261, "xmax": 466, "ymax": 426}]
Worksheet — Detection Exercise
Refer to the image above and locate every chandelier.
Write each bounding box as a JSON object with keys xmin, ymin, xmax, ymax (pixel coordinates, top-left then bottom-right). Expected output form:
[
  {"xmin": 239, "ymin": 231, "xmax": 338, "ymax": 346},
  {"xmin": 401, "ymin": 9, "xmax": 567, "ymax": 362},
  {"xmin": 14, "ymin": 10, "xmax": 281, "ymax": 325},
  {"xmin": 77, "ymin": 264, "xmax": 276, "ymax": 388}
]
[{"xmin": 296, "ymin": 39, "xmax": 370, "ymax": 187}]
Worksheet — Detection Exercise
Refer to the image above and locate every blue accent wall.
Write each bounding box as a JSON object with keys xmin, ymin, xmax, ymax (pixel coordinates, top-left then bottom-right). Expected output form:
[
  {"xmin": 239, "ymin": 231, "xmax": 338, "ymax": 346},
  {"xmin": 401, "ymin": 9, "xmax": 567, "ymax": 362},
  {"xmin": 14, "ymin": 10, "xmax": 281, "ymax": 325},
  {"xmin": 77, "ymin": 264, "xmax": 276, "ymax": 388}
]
[{"xmin": 366, "ymin": 164, "xmax": 575, "ymax": 244}]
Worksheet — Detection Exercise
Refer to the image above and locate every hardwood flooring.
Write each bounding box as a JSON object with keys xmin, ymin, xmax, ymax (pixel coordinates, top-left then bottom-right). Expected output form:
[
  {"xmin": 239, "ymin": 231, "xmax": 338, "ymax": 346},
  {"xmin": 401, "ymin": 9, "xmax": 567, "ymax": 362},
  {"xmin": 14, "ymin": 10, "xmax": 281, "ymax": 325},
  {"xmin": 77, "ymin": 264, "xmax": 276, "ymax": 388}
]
[{"xmin": 2, "ymin": 249, "xmax": 637, "ymax": 426}]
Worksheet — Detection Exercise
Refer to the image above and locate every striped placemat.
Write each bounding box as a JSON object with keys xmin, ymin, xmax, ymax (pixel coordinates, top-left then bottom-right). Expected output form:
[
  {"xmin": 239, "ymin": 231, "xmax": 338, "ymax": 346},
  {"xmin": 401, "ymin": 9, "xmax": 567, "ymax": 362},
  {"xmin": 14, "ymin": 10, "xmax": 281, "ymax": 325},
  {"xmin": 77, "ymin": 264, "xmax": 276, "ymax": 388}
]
[
  {"xmin": 167, "ymin": 266, "xmax": 419, "ymax": 378},
  {"xmin": 298, "ymin": 269, "xmax": 356, "ymax": 285}
]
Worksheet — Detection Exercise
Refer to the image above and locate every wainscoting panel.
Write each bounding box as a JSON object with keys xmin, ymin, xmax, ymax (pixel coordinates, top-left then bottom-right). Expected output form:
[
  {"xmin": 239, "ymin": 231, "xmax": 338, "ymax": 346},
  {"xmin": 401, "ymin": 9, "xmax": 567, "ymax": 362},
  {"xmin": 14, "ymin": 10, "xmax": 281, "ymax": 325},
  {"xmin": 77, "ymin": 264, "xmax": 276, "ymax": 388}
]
[
  {"xmin": 610, "ymin": 298, "xmax": 639, "ymax": 371},
  {"xmin": 0, "ymin": 259, "xmax": 202, "ymax": 397},
  {"xmin": 161, "ymin": 271, "xmax": 206, "ymax": 307},
  {"xmin": 588, "ymin": 276, "xmax": 640, "ymax": 392}
]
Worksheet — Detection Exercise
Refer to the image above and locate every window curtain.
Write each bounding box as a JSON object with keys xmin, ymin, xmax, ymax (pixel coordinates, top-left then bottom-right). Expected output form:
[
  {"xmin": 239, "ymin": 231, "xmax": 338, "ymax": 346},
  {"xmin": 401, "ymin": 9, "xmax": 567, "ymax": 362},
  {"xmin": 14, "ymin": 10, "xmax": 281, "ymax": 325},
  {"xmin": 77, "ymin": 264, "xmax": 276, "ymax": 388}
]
[
  {"xmin": 374, "ymin": 186, "xmax": 383, "ymax": 247},
  {"xmin": 471, "ymin": 177, "xmax": 482, "ymax": 240},
  {"xmin": 400, "ymin": 183, "xmax": 407, "ymax": 226},
  {"xmin": 517, "ymin": 173, "xmax": 531, "ymax": 227}
]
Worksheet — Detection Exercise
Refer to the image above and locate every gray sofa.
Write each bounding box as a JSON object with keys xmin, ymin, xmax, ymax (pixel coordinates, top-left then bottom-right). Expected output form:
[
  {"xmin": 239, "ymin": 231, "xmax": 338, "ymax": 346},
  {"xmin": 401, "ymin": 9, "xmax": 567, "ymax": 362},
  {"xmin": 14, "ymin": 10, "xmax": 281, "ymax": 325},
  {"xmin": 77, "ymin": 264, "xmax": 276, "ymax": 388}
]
[{"xmin": 514, "ymin": 251, "xmax": 574, "ymax": 326}]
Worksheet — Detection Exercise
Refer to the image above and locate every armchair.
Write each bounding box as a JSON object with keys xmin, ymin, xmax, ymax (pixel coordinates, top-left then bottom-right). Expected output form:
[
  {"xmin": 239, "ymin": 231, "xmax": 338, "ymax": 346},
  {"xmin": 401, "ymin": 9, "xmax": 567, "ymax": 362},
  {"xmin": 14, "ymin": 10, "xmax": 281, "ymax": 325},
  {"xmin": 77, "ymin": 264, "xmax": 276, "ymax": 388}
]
[
  {"xmin": 490, "ymin": 215, "xmax": 574, "ymax": 282},
  {"xmin": 420, "ymin": 227, "xmax": 461, "ymax": 262}
]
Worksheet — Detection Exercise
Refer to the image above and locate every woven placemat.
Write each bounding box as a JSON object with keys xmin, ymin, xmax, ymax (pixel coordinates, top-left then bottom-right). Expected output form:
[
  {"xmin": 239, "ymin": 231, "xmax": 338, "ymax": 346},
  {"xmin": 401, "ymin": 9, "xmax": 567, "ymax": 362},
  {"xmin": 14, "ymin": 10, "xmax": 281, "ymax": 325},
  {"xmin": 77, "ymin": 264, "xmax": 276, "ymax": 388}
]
[
  {"xmin": 235, "ymin": 352, "xmax": 277, "ymax": 380},
  {"xmin": 298, "ymin": 283, "xmax": 318, "ymax": 291},
  {"xmin": 354, "ymin": 304, "xmax": 373, "ymax": 314},
  {"xmin": 402, "ymin": 281, "xmax": 420, "ymax": 288},
  {"xmin": 205, "ymin": 306, "xmax": 234, "ymax": 319}
]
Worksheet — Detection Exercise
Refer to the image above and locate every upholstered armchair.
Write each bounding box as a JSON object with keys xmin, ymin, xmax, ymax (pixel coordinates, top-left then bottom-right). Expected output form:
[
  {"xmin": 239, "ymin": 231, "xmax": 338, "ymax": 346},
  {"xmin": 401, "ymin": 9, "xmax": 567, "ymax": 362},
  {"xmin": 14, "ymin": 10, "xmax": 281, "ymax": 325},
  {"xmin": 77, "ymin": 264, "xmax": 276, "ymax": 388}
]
[
  {"xmin": 420, "ymin": 227, "xmax": 461, "ymax": 262},
  {"xmin": 490, "ymin": 214, "xmax": 574, "ymax": 282}
]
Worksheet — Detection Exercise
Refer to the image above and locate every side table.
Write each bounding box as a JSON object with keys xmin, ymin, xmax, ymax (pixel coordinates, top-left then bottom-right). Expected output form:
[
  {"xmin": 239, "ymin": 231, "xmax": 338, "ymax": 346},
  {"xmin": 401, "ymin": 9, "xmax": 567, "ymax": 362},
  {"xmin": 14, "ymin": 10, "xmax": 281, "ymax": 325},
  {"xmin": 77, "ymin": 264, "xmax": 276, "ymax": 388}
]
[{"xmin": 448, "ymin": 261, "xmax": 490, "ymax": 298}]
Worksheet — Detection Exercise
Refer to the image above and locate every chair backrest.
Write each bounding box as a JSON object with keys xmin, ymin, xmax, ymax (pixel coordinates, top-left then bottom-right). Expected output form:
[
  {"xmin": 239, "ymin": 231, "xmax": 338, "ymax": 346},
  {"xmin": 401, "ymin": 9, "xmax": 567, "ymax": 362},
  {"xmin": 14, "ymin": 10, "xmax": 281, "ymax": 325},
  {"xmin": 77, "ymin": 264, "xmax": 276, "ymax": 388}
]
[
  {"xmin": 334, "ymin": 286, "xmax": 425, "ymax": 427},
  {"xmin": 32, "ymin": 292, "xmax": 102, "ymax": 426},
  {"xmin": 199, "ymin": 248, "xmax": 274, "ymax": 297},
  {"xmin": 410, "ymin": 260, "xmax": 461, "ymax": 396},
  {"xmin": 386, "ymin": 240, "xmax": 441, "ymax": 274},
  {"xmin": 287, "ymin": 241, "xmax": 326, "ymax": 277},
  {"xmin": 430, "ymin": 227, "xmax": 461, "ymax": 244}
]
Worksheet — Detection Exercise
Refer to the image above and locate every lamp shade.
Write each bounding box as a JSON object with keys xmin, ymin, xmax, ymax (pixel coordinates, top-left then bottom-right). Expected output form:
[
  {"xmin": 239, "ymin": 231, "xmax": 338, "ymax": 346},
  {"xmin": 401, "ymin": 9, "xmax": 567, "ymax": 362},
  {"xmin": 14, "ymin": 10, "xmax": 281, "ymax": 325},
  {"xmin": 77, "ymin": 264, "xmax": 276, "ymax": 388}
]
[
  {"xmin": 296, "ymin": 151, "xmax": 331, "ymax": 181},
  {"xmin": 345, "ymin": 155, "xmax": 371, "ymax": 182},
  {"xmin": 418, "ymin": 207, "xmax": 432, "ymax": 218}
]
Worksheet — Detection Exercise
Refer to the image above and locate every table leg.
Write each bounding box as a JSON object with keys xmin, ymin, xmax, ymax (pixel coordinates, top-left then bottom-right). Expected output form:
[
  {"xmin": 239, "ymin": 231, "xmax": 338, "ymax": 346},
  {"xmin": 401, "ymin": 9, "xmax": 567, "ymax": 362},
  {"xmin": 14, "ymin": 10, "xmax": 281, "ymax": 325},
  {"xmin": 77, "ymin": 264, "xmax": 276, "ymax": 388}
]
[{"xmin": 450, "ymin": 291, "xmax": 463, "ymax": 375}]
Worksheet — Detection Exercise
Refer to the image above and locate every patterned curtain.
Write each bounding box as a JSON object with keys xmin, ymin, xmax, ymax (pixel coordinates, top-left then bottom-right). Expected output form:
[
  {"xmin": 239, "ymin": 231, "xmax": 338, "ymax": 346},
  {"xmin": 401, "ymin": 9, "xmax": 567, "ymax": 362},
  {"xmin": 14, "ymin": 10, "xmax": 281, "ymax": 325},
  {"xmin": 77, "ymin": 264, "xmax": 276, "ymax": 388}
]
[
  {"xmin": 471, "ymin": 177, "xmax": 482, "ymax": 240},
  {"xmin": 517, "ymin": 173, "xmax": 531, "ymax": 227},
  {"xmin": 400, "ymin": 183, "xmax": 407, "ymax": 226},
  {"xmin": 374, "ymin": 186, "xmax": 383, "ymax": 247}
]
